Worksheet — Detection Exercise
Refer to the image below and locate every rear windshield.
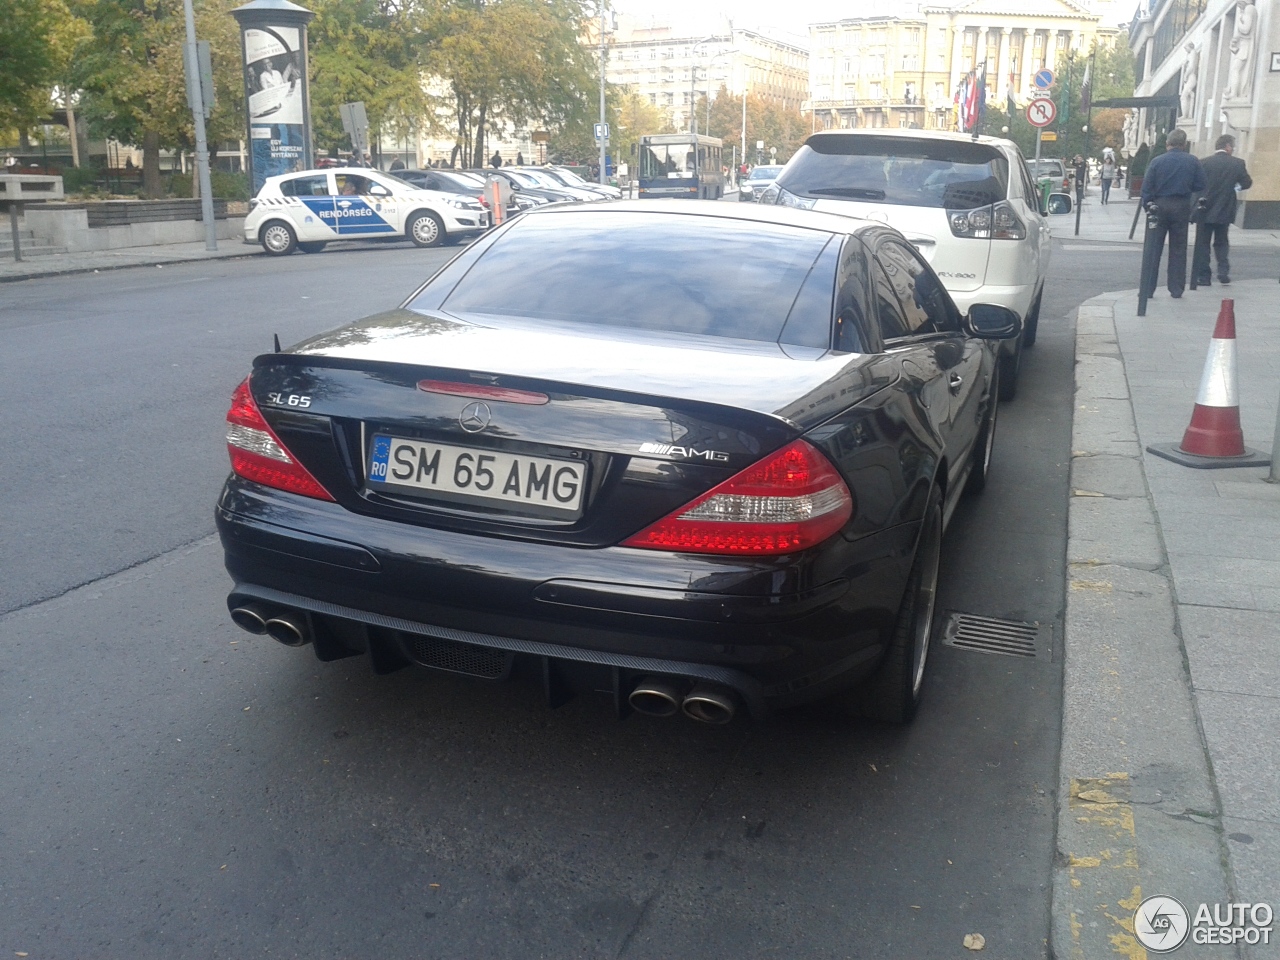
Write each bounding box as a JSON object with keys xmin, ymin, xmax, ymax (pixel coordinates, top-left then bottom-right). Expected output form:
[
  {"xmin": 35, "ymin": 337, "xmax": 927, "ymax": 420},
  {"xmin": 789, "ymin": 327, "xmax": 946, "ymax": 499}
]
[
  {"xmin": 1029, "ymin": 160, "xmax": 1065, "ymax": 178},
  {"xmin": 422, "ymin": 211, "xmax": 837, "ymax": 347},
  {"xmin": 748, "ymin": 167, "xmax": 783, "ymax": 182},
  {"xmin": 777, "ymin": 135, "xmax": 1009, "ymax": 209}
]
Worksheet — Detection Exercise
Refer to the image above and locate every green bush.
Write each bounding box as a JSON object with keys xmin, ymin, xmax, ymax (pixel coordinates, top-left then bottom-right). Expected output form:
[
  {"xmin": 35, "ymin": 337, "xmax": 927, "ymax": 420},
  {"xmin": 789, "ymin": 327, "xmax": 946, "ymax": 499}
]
[
  {"xmin": 62, "ymin": 166, "xmax": 101, "ymax": 192},
  {"xmin": 1129, "ymin": 142, "xmax": 1151, "ymax": 177},
  {"xmin": 168, "ymin": 170, "xmax": 251, "ymax": 200}
]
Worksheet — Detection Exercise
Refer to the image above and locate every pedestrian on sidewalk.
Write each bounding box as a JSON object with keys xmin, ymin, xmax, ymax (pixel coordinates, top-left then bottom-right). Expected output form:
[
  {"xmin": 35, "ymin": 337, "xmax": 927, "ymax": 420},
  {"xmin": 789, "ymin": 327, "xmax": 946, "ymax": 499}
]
[
  {"xmin": 1100, "ymin": 154, "xmax": 1116, "ymax": 205},
  {"xmin": 1072, "ymin": 155, "xmax": 1087, "ymax": 201},
  {"xmin": 1139, "ymin": 128, "xmax": 1206, "ymax": 299},
  {"xmin": 1191, "ymin": 134, "xmax": 1252, "ymax": 287}
]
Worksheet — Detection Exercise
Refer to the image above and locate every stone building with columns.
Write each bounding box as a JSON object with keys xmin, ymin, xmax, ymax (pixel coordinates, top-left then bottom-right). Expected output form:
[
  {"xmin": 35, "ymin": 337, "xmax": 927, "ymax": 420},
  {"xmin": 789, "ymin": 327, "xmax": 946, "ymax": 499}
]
[
  {"xmin": 1130, "ymin": 0, "xmax": 1280, "ymax": 226},
  {"xmin": 807, "ymin": 0, "xmax": 1119, "ymax": 132}
]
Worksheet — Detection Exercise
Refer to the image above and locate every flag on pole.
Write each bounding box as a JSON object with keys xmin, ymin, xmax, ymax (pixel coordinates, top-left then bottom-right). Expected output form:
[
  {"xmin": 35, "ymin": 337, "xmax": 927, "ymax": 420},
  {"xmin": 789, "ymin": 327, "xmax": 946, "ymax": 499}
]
[
  {"xmin": 1080, "ymin": 61, "xmax": 1092, "ymax": 113},
  {"xmin": 973, "ymin": 62, "xmax": 987, "ymax": 135},
  {"xmin": 1007, "ymin": 57, "xmax": 1018, "ymax": 115}
]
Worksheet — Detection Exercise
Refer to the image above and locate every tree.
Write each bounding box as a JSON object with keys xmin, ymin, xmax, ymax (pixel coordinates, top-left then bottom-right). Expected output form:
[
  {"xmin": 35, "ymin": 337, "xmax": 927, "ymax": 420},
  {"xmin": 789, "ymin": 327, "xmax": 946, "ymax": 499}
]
[
  {"xmin": 703, "ymin": 87, "xmax": 808, "ymax": 164},
  {"xmin": 1, "ymin": 0, "xmax": 87, "ymax": 139},
  {"xmin": 70, "ymin": 0, "xmax": 244, "ymax": 196},
  {"xmin": 307, "ymin": 0, "xmax": 436, "ymax": 158},
  {"xmin": 547, "ymin": 86, "xmax": 670, "ymax": 166},
  {"xmin": 431, "ymin": 0, "xmax": 595, "ymax": 168}
]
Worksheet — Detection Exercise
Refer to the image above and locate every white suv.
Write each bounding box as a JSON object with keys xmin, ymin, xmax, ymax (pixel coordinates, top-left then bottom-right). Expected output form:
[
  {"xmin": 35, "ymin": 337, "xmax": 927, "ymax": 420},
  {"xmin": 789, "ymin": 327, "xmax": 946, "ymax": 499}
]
[{"xmin": 760, "ymin": 130, "xmax": 1050, "ymax": 400}]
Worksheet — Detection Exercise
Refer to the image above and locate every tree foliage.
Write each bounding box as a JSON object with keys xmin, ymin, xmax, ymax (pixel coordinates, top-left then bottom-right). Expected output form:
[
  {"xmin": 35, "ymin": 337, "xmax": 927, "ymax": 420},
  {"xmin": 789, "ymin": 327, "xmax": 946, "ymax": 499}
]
[
  {"xmin": 703, "ymin": 87, "xmax": 810, "ymax": 164},
  {"xmin": 548, "ymin": 86, "xmax": 671, "ymax": 166},
  {"xmin": 1, "ymin": 0, "xmax": 88, "ymax": 136}
]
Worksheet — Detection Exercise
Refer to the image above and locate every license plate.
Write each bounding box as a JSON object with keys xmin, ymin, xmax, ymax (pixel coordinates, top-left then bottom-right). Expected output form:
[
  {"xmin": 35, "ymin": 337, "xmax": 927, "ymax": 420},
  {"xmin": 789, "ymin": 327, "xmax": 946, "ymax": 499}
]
[{"xmin": 368, "ymin": 435, "xmax": 586, "ymax": 515}]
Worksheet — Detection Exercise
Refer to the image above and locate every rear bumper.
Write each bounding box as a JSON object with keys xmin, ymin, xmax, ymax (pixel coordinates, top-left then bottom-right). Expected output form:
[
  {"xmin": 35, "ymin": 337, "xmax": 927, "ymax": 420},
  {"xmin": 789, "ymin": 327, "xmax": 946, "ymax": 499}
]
[{"xmin": 216, "ymin": 476, "xmax": 918, "ymax": 716}]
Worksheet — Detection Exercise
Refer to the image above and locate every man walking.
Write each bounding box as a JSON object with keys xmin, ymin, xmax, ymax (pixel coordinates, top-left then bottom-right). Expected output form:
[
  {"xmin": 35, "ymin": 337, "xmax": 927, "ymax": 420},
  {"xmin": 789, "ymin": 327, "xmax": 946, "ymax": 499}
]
[
  {"xmin": 1139, "ymin": 128, "xmax": 1207, "ymax": 299},
  {"xmin": 1192, "ymin": 134, "xmax": 1252, "ymax": 286}
]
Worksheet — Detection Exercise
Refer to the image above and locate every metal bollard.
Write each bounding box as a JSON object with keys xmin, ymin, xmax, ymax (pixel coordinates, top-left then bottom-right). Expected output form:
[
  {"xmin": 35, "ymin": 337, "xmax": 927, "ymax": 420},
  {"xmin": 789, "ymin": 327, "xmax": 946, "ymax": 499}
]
[
  {"xmin": 1137, "ymin": 203, "xmax": 1160, "ymax": 317},
  {"xmin": 1269, "ymin": 380, "xmax": 1280, "ymax": 483},
  {"xmin": 8, "ymin": 199, "xmax": 21, "ymax": 262}
]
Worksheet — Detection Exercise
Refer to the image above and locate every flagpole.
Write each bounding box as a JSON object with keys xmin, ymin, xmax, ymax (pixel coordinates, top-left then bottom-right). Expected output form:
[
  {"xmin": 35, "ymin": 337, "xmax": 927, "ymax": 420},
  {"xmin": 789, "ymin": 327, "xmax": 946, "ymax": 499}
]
[{"xmin": 1075, "ymin": 44, "xmax": 1097, "ymax": 237}]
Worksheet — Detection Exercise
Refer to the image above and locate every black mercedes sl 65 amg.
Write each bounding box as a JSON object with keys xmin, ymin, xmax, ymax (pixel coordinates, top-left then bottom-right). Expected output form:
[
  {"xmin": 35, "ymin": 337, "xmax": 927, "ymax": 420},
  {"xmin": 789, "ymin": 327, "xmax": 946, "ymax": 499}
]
[{"xmin": 216, "ymin": 201, "xmax": 1020, "ymax": 725}]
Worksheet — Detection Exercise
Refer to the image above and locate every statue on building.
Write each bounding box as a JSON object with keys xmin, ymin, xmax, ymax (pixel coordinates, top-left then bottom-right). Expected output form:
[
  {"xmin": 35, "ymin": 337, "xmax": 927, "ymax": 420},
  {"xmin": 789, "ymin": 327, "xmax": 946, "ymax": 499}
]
[
  {"xmin": 1179, "ymin": 43, "xmax": 1199, "ymax": 118},
  {"xmin": 1122, "ymin": 109, "xmax": 1138, "ymax": 155},
  {"xmin": 1225, "ymin": 0, "xmax": 1258, "ymax": 100}
]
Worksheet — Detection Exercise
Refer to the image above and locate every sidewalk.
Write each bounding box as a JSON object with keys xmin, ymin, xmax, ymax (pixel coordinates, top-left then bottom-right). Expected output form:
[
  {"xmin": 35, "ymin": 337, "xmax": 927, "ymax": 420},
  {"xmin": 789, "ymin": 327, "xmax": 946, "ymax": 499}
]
[
  {"xmin": 1056, "ymin": 190, "xmax": 1280, "ymax": 250},
  {"xmin": 1054, "ymin": 279, "xmax": 1280, "ymax": 959},
  {"xmin": 0, "ymin": 239, "xmax": 260, "ymax": 283}
]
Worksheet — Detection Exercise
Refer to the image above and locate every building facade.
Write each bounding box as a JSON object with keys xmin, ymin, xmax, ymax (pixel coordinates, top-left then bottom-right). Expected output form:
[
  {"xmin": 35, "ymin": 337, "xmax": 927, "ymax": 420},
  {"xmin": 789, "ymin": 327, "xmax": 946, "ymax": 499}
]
[
  {"xmin": 606, "ymin": 18, "xmax": 809, "ymax": 132},
  {"xmin": 1129, "ymin": 0, "xmax": 1279, "ymax": 226},
  {"xmin": 807, "ymin": 0, "xmax": 1118, "ymax": 132}
]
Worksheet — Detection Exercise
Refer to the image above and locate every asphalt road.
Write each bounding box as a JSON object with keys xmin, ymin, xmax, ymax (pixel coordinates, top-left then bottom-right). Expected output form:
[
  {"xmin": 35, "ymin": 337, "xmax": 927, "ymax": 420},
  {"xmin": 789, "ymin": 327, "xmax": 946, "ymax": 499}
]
[{"xmin": 3, "ymin": 235, "xmax": 1275, "ymax": 958}]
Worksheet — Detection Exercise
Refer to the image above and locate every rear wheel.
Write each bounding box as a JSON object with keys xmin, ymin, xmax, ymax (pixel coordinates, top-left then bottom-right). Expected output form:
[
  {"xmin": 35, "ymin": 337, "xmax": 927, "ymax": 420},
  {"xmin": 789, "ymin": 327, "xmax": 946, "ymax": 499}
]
[
  {"xmin": 298, "ymin": 241, "xmax": 327, "ymax": 254},
  {"xmin": 857, "ymin": 485, "xmax": 943, "ymax": 724},
  {"xmin": 966, "ymin": 369, "xmax": 999, "ymax": 495},
  {"xmin": 260, "ymin": 221, "xmax": 297, "ymax": 256},
  {"xmin": 1023, "ymin": 290, "xmax": 1042, "ymax": 348},
  {"xmin": 407, "ymin": 211, "xmax": 444, "ymax": 247}
]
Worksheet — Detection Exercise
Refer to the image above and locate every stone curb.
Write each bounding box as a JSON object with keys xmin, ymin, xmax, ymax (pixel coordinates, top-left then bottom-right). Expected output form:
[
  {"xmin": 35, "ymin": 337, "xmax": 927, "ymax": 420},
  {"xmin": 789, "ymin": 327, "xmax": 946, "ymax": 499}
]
[
  {"xmin": 1051, "ymin": 291, "xmax": 1235, "ymax": 959},
  {"xmin": 0, "ymin": 247, "xmax": 259, "ymax": 284}
]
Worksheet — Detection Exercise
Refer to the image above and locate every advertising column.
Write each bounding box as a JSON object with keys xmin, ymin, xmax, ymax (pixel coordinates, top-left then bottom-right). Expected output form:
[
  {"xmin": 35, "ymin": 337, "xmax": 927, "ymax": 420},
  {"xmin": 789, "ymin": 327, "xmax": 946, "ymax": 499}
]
[{"xmin": 231, "ymin": 0, "xmax": 315, "ymax": 195}]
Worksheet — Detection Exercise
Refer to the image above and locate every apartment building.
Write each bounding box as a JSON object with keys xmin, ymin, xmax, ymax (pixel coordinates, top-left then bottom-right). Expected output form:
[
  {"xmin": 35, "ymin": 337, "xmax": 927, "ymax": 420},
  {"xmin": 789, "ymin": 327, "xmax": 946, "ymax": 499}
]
[
  {"xmin": 807, "ymin": 0, "xmax": 1118, "ymax": 132},
  {"xmin": 607, "ymin": 17, "xmax": 809, "ymax": 131}
]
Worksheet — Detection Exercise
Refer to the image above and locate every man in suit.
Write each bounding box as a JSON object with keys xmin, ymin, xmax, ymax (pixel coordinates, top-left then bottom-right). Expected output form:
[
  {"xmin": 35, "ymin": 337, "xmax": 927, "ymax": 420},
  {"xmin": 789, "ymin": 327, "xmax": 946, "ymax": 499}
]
[
  {"xmin": 1193, "ymin": 134, "xmax": 1252, "ymax": 286},
  {"xmin": 1140, "ymin": 128, "xmax": 1207, "ymax": 299}
]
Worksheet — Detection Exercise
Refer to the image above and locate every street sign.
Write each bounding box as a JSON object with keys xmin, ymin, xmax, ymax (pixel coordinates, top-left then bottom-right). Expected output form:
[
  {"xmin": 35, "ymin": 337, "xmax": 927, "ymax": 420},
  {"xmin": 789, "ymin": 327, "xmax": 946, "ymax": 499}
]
[
  {"xmin": 1027, "ymin": 97, "xmax": 1057, "ymax": 127},
  {"xmin": 594, "ymin": 122, "xmax": 609, "ymax": 142},
  {"xmin": 1034, "ymin": 69, "xmax": 1055, "ymax": 89},
  {"xmin": 183, "ymin": 40, "xmax": 215, "ymax": 119},
  {"xmin": 1040, "ymin": 131, "xmax": 1058, "ymax": 141},
  {"xmin": 339, "ymin": 102, "xmax": 370, "ymax": 156}
]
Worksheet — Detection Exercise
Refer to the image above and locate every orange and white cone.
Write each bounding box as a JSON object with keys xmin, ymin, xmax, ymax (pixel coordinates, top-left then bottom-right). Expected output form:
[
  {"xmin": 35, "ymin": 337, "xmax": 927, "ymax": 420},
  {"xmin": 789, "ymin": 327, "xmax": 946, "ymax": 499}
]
[{"xmin": 1147, "ymin": 299, "xmax": 1271, "ymax": 468}]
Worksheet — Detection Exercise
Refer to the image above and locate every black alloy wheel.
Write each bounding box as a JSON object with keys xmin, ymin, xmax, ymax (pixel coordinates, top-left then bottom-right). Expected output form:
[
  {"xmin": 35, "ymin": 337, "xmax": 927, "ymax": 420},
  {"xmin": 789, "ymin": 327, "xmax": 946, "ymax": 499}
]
[{"xmin": 857, "ymin": 485, "xmax": 943, "ymax": 724}]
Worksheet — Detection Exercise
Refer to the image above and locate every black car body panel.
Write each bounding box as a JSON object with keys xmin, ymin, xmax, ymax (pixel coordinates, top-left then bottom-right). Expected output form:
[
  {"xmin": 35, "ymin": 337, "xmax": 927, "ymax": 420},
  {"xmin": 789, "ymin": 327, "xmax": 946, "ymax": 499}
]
[{"xmin": 217, "ymin": 201, "xmax": 1002, "ymax": 719}]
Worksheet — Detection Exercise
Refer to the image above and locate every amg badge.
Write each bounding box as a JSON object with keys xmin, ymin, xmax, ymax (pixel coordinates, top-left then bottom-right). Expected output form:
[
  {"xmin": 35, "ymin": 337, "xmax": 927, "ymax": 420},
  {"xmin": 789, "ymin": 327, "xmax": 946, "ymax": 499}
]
[{"xmin": 638, "ymin": 442, "xmax": 729, "ymax": 462}]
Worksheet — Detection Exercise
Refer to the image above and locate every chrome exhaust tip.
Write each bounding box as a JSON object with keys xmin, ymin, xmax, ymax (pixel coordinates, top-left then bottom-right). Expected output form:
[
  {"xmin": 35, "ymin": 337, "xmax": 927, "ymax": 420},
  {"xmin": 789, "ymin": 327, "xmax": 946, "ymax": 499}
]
[
  {"xmin": 263, "ymin": 612, "xmax": 310, "ymax": 647},
  {"xmin": 230, "ymin": 604, "xmax": 270, "ymax": 635},
  {"xmin": 628, "ymin": 677, "xmax": 683, "ymax": 717},
  {"xmin": 681, "ymin": 683, "xmax": 738, "ymax": 725}
]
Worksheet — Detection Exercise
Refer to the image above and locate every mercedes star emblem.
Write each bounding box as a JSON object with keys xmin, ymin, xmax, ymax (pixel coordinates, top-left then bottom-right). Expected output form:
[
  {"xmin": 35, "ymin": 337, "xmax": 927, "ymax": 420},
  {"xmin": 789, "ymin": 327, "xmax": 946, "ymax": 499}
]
[{"xmin": 459, "ymin": 400, "xmax": 492, "ymax": 433}]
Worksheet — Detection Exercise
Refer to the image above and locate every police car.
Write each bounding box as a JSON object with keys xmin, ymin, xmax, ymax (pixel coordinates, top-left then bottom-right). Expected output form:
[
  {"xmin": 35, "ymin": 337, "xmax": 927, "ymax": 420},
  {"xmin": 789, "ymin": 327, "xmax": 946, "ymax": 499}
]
[{"xmin": 245, "ymin": 167, "xmax": 489, "ymax": 256}]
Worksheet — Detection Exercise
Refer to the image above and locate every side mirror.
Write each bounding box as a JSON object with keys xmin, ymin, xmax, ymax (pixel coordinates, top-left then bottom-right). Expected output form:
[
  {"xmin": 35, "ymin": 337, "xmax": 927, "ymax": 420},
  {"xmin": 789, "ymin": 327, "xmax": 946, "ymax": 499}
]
[
  {"xmin": 1047, "ymin": 193, "xmax": 1073, "ymax": 215},
  {"xmin": 964, "ymin": 303, "xmax": 1023, "ymax": 340},
  {"xmin": 369, "ymin": 185, "xmax": 390, "ymax": 197}
]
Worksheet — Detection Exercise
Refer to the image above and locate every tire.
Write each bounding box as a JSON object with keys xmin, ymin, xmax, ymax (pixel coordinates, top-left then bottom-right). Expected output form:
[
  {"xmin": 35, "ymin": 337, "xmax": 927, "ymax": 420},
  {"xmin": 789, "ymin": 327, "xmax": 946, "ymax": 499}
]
[
  {"xmin": 997, "ymin": 342, "xmax": 1020, "ymax": 401},
  {"xmin": 298, "ymin": 241, "xmax": 327, "ymax": 254},
  {"xmin": 406, "ymin": 211, "xmax": 444, "ymax": 247},
  {"xmin": 1023, "ymin": 291, "xmax": 1042, "ymax": 348},
  {"xmin": 857, "ymin": 485, "xmax": 943, "ymax": 724},
  {"xmin": 965, "ymin": 368, "xmax": 999, "ymax": 495},
  {"xmin": 260, "ymin": 220, "xmax": 297, "ymax": 256}
]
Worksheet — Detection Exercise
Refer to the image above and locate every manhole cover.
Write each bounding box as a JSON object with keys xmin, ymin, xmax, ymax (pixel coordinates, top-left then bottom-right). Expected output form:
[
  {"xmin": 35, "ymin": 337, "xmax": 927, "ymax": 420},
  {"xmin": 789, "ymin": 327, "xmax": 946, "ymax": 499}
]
[{"xmin": 942, "ymin": 613, "xmax": 1051, "ymax": 660}]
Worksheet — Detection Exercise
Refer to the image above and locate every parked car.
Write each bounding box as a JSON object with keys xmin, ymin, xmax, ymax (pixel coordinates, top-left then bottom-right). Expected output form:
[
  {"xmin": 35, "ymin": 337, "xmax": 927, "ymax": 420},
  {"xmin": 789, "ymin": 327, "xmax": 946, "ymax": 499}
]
[
  {"xmin": 503, "ymin": 167, "xmax": 605, "ymax": 201},
  {"xmin": 1027, "ymin": 158, "xmax": 1071, "ymax": 194},
  {"xmin": 760, "ymin": 130, "xmax": 1051, "ymax": 399},
  {"xmin": 217, "ymin": 201, "xmax": 1021, "ymax": 725},
  {"xmin": 463, "ymin": 168, "xmax": 579, "ymax": 205},
  {"xmin": 542, "ymin": 165, "xmax": 623, "ymax": 199},
  {"xmin": 738, "ymin": 164, "xmax": 784, "ymax": 202},
  {"xmin": 396, "ymin": 168, "xmax": 540, "ymax": 218},
  {"xmin": 245, "ymin": 167, "xmax": 488, "ymax": 255}
]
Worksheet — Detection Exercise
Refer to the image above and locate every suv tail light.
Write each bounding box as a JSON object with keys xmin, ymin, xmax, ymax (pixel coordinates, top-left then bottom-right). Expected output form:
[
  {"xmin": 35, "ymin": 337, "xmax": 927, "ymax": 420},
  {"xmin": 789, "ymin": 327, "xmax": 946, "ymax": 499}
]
[
  {"xmin": 622, "ymin": 439, "xmax": 853, "ymax": 556},
  {"xmin": 948, "ymin": 201, "xmax": 1026, "ymax": 240},
  {"xmin": 225, "ymin": 378, "xmax": 335, "ymax": 501}
]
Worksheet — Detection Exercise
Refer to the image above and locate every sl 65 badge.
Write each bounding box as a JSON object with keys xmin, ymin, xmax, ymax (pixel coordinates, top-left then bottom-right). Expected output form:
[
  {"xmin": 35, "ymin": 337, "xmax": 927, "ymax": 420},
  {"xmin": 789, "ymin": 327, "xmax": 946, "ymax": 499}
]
[{"xmin": 266, "ymin": 392, "xmax": 311, "ymax": 408}]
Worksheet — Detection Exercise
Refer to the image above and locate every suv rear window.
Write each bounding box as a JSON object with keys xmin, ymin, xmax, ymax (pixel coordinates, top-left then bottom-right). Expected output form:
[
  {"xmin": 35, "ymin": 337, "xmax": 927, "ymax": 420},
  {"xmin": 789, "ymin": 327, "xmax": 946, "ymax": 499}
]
[
  {"xmin": 427, "ymin": 210, "xmax": 837, "ymax": 347},
  {"xmin": 776, "ymin": 135, "xmax": 1009, "ymax": 210}
]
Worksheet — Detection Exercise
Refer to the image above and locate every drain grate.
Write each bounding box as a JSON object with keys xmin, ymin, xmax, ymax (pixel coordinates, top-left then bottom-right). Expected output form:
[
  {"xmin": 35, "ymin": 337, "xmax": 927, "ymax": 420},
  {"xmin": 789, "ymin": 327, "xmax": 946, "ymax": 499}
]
[{"xmin": 942, "ymin": 613, "xmax": 1051, "ymax": 660}]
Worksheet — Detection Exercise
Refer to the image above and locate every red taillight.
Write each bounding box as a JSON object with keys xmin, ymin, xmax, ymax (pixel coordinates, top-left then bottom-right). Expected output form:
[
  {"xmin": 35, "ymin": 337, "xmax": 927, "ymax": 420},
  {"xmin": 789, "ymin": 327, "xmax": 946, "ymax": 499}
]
[
  {"xmin": 417, "ymin": 380, "xmax": 548, "ymax": 404},
  {"xmin": 225, "ymin": 378, "xmax": 335, "ymax": 501},
  {"xmin": 621, "ymin": 439, "xmax": 853, "ymax": 556}
]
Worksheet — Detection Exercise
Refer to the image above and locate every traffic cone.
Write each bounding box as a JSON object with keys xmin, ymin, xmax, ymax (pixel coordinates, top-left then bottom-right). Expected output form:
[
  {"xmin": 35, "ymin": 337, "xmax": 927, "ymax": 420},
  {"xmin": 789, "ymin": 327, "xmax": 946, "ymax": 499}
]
[{"xmin": 1147, "ymin": 299, "xmax": 1271, "ymax": 468}]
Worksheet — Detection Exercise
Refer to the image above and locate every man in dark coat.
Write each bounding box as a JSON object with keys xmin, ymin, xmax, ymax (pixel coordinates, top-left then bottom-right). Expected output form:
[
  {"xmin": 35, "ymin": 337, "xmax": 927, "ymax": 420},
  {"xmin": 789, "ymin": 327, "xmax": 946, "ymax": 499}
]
[
  {"xmin": 1192, "ymin": 134, "xmax": 1252, "ymax": 286},
  {"xmin": 1140, "ymin": 128, "xmax": 1207, "ymax": 299}
]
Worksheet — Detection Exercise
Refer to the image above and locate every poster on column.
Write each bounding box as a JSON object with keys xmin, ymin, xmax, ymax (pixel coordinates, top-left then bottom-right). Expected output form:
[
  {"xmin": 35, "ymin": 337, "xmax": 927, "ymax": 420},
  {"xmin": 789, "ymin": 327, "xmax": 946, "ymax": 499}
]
[{"xmin": 244, "ymin": 26, "xmax": 305, "ymax": 192}]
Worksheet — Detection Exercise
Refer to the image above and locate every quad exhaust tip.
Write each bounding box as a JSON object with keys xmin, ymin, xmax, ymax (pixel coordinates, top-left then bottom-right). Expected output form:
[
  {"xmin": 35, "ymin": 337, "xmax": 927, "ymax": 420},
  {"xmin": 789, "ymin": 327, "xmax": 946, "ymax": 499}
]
[
  {"xmin": 628, "ymin": 678, "xmax": 683, "ymax": 717},
  {"xmin": 681, "ymin": 683, "xmax": 737, "ymax": 725},
  {"xmin": 230, "ymin": 604, "xmax": 269, "ymax": 635},
  {"xmin": 263, "ymin": 612, "xmax": 310, "ymax": 647}
]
